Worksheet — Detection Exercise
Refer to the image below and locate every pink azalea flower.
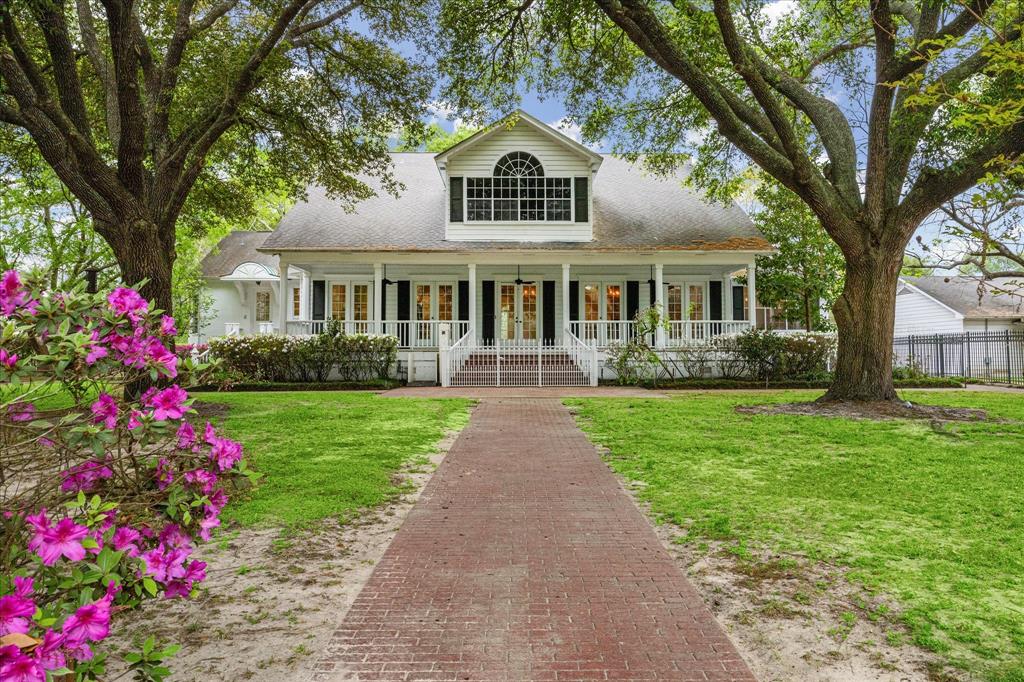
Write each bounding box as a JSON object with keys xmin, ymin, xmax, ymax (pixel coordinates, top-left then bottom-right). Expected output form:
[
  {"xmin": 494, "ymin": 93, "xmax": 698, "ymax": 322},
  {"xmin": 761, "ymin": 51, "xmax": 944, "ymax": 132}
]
[
  {"xmin": 176, "ymin": 421, "xmax": 196, "ymax": 449},
  {"xmin": 184, "ymin": 468, "xmax": 218, "ymax": 495},
  {"xmin": 164, "ymin": 560, "xmax": 206, "ymax": 599},
  {"xmin": 90, "ymin": 393, "xmax": 118, "ymax": 430},
  {"xmin": 13, "ymin": 577, "xmax": 33, "ymax": 599},
  {"xmin": 127, "ymin": 410, "xmax": 144, "ymax": 430},
  {"xmin": 158, "ymin": 523, "xmax": 191, "ymax": 549},
  {"xmin": 0, "ymin": 348, "xmax": 17, "ymax": 369},
  {"xmin": 84, "ymin": 343, "xmax": 108, "ymax": 365},
  {"xmin": 37, "ymin": 437, "xmax": 54, "ymax": 448},
  {"xmin": 150, "ymin": 385, "xmax": 188, "ymax": 421},
  {"xmin": 107, "ymin": 287, "xmax": 148, "ymax": 322},
  {"xmin": 65, "ymin": 640, "xmax": 93, "ymax": 662},
  {"xmin": 34, "ymin": 629, "xmax": 65, "ymax": 670},
  {"xmin": 141, "ymin": 543, "xmax": 190, "ymax": 583},
  {"xmin": 140, "ymin": 387, "xmax": 158, "ymax": 406},
  {"xmin": 154, "ymin": 458, "xmax": 174, "ymax": 490},
  {"xmin": 161, "ymin": 316, "xmax": 177, "ymax": 337},
  {"xmin": 33, "ymin": 518, "xmax": 88, "ymax": 566},
  {"xmin": 0, "ymin": 594, "xmax": 35, "ymax": 635},
  {"xmin": 210, "ymin": 437, "xmax": 242, "ymax": 471},
  {"xmin": 111, "ymin": 526, "xmax": 142, "ymax": 557},
  {"xmin": 24, "ymin": 510, "xmax": 49, "ymax": 535},
  {"xmin": 60, "ymin": 458, "xmax": 113, "ymax": 493},
  {"xmin": 0, "ymin": 271, "xmax": 32, "ymax": 317},
  {"xmin": 62, "ymin": 601, "xmax": 110, "ymax": 646},
  {"xmin": 147, "ymin": 337, "xmax": 178, "ymax": 378},
  {"xmin": 207, "ymin": 488, "xmax": 228, "ymax": 514},
  {"xmin": 8, "ymin": 402, "xmax": 35, "ymax": 422},
  {"xmin": 0, "ymin": 647, "xmax": 44, "ymax": 682},
  {"xmin": 204, "ymin": 421, "xmax": 217, "ymax": 445},
  {"xmin": 198, "ymin": 512, "xmax": 221, "ymax": 542}
]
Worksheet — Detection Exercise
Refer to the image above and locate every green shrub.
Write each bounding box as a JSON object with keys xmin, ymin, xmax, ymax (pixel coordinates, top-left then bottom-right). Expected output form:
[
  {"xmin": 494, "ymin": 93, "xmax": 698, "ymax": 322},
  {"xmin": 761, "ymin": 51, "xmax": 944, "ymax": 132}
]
[{"xmin": 209, "ymin": 332, "xmax": 398, "ymax": 383}]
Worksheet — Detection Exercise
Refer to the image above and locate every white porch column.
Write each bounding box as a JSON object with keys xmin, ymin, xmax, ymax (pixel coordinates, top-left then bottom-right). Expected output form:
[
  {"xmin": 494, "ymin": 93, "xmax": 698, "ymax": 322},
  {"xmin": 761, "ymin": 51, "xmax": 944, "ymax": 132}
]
[
  {"xmin": 300, "ymin": 270, "xmax": 310, "ymax": 320},
  {"xmin": 277, "ymin": 259, "xmax": 289, "ymax": 334},
  {"xmin": 654, "ymin": 263, "xmax": 665, "ymax": 348},
  {"xmin": 373, "ymin": 263, "xmax": 383, "ymax": 333},
  {"xmin": 724, "ymin": 272, "xmax": 734, "ymax": 321},
  {"xmin": 467, "ymin": 263, "xmax": 477, "ymax": 340},
  {"xmin": 561, "ymin": 264, "xmax": 571, "ymax": 338},
  {"xmin": 747, "ymin": 261, "xmax": 757, "ymax": 328}
]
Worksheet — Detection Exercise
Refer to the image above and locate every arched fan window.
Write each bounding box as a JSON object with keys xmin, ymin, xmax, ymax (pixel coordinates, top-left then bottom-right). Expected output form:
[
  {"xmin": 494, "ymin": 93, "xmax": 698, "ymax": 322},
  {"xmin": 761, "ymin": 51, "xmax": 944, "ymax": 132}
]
[
  {"xmin": 493, "ymin": 152, "xmax": 545, "ymax": 177},
  {"xmin": 465, "ymin": 152, "xmax": 571, "ymax": 221}
]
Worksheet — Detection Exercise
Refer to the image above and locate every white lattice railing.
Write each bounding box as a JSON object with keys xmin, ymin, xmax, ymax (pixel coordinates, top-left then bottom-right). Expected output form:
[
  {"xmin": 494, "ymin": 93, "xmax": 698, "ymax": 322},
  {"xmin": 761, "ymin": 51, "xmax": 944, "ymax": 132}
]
[{"xmin": 284, "ymin": 320, "xmax": 470, "ymax": 348}]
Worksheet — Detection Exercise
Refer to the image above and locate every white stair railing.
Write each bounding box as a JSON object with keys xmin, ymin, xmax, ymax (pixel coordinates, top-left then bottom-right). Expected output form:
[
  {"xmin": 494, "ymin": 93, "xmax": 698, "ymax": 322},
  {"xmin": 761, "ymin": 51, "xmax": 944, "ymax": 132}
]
[{"xmin": 565, "ymin": 328, "xmax": 599, "ymax": 387}]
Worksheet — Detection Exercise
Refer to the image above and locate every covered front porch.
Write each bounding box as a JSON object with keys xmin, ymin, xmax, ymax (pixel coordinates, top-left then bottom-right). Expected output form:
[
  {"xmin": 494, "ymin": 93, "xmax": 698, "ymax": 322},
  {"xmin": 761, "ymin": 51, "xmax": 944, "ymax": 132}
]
[{"xmin": 271, "ymin": 254, "xmax": 759, "ymax": 351}]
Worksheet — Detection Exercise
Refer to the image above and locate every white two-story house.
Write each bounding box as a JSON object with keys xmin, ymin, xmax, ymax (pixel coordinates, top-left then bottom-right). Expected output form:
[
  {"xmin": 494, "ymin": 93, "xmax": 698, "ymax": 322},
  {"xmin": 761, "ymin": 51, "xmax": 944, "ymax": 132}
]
[{"xmin": 199, "ymin": 111, "xmax": 772, "ymax": 385}]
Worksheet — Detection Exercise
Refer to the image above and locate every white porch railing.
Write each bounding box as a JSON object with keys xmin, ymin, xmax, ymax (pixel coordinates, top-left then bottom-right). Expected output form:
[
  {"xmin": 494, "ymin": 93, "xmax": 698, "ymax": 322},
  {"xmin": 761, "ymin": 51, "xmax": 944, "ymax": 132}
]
[
  {"xmin": 284, "ymin": 320, "xmax": 470, "ymax": 348},
  {"xmin": 666, "ymin": 320, "xmax": 753, "ymax": 344},
  {"xmin": 440, "ymin": 327, "xmax": 474, "ymax": 387},
  {"xmin": 565, "ymin": 329, "xmax": 599, "ymax": 387},
  {"xmin": 569, "ymin": 319, "xmax": 753, "ymax": 347}
]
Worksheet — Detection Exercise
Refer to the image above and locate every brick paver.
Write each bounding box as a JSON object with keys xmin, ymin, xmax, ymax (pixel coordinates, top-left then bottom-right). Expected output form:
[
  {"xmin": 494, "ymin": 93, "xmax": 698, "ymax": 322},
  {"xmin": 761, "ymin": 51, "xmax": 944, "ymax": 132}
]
[{"xmin": 312, "ymin": 399, "xmax": 755, "ymax": 681}]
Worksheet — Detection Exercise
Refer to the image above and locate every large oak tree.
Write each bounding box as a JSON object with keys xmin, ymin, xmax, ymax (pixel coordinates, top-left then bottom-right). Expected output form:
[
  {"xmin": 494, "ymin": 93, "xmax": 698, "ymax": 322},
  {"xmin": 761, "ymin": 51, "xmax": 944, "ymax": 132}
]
[
  {"xmin": 437, "ymin": 0, "xmax": 1024, "ymax": 401},
  {"xmin": 0, "ymin": 0, "xmax": 433, "ymax": 313}
]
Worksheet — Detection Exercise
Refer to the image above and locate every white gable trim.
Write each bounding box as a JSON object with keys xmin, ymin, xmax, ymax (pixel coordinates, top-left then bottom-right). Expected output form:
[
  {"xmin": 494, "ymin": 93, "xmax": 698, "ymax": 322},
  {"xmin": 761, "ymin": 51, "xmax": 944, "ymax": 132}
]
[
  {"xmin": 222, "ymin": 262, "xmax": 278, "ymax": 281},
  {"xmin": 898, "ymin": 278, "xmax": 965, "ymax": 319},
  {"xmin": 434, "ymin": 109, "xmax": 603, "ymax": 171}
]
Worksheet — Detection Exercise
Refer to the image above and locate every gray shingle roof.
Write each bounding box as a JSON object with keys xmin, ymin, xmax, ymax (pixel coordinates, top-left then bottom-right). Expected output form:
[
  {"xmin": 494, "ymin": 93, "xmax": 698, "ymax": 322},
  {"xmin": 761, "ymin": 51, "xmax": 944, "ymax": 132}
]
[
  {"xmin": 259, "ymin": 154, "xmax": 768, "ymax": 252},
  {"xmin": 200, "ymin": 231, "xmax": 277, "ymax": 277},
  {"xmin": 905, "ymin": 276, "xmax": 1024, "ymax": 318}
]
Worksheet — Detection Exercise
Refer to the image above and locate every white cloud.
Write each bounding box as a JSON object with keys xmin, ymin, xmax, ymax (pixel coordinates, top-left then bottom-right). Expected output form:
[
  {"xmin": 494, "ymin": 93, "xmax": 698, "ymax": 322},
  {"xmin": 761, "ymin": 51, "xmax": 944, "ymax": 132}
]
[
  {"xmin": 548, "ymin": 117, "xmax": 604, "ymax": 151},
  {"xmin": 761, "ymin": 0, "xmax": 798, "ymax": 27},
  {"xmin": 426, "ymin": 100, "xmax": 458, "ymax": 125}
]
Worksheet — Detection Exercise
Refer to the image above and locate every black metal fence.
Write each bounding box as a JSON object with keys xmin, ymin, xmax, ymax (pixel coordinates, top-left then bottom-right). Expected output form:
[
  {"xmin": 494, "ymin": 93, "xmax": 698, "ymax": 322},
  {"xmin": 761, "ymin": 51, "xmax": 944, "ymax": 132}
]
[{"xmin": 893, "ymin": 331, "xmax": 1024, "ymax": 386}]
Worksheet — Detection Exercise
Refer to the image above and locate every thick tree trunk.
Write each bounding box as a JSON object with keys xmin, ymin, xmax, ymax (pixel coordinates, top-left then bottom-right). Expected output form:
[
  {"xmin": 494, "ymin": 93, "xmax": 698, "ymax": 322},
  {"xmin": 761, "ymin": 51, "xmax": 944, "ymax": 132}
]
[
  {"xmin": 101, "ymin": 219, "xmax": 175, "ymax": 315},
  {"xmin": 822, "ymin": 247, "xmax": 903, "ymax": 402}
]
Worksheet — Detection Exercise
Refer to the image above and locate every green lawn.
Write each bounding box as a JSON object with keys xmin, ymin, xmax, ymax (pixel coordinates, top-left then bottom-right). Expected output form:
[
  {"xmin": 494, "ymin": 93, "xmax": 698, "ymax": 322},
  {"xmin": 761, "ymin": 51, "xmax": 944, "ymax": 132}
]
[
  {"xmin": 205, "ymin": 392, "xmax": 470, "ymax": 526},
  {"xmin": 567, "ymin": 390, "xmax": 1024, "ymax": 681}
]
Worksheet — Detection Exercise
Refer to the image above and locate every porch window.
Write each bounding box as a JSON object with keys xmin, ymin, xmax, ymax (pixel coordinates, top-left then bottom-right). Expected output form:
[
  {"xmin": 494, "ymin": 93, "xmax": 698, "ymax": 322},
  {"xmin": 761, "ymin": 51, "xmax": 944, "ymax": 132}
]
[
  {"xmin": 667, "ymin": 285, "xmax": 683, "ymax": 321},
  {"xmin": 688, "ymin": 285, "xmax": 705, "ymax": 320},
  {"xmin": 465, "ymin": 152, "xmax": 572, "ymax": 222},
  {"xmin": 292, "ymin": 287, "xmax": 300, "ymax": 318},
  {"xmin": 438, "ymin": 284, "xmax": 454, "ymax": 321},
  {"xmin": 255, "ymin": 290, "xmax": 271, "ymax": 322},
  {"xmin": 353, "ymin": 284, "xmax": 369, "ymax": 321},
  {"xmin": 415, "ymin": 285, "xmax": 431, "ymax": 320},
  {"xmin": 331, "ymin": 284, "xmax": 347, "ymax": 320}
]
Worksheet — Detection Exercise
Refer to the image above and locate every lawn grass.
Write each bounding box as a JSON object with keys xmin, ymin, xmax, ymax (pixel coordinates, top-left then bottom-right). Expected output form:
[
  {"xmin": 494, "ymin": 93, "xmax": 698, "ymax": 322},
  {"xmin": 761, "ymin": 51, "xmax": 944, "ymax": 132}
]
[
  {"xmin": 203, "ymin": 392, "xmax": 471, "ymax": 526},
  {"xmin": 567, "ymin": 390, "xmax": 1024, "ymax": 681}
]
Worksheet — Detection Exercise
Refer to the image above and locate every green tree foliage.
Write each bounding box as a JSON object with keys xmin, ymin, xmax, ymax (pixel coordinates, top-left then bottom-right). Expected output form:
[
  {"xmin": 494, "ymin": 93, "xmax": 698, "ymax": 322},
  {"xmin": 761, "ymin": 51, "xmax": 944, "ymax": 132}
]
[
  {"xmin": 435, "ymin": 0, "xmax": 1024, "ymax": 400},
  {"xmin": 752, "ymin": 177, "xmax": 844, "ymax": 331},
  {"xmin": 395, "ymin": 122, "xmax": 481, "ymax": 152},
  {"xmin": 0, "ymin": 0, "xmax": 434, "ymax": 313}
]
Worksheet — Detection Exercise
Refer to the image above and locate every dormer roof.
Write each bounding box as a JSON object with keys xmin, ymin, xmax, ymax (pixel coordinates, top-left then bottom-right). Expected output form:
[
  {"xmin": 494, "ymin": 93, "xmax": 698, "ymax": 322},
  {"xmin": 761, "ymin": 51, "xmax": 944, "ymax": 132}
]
[{"xmin": 433, "ymin": 109, "xmax": 603, "ymax": 172}]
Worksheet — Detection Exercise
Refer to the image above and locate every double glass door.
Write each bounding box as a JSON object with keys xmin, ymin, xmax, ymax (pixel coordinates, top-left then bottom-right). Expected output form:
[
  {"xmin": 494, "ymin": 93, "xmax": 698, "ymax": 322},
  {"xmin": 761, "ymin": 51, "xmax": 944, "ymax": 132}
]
[
  {"xmin": 498, "ymin": 283, "xmax": 538, "ymax": 342},
  {"xmin": 580, "ymin": 282, "xmax": 623, "ymax": 343}
]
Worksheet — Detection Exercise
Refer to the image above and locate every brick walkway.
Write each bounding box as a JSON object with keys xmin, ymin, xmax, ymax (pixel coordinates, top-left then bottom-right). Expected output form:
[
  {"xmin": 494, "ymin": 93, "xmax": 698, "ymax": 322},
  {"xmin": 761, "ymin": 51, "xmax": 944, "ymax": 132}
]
[{"xmin": 312, "ymin": 399, "xmax": 755, "ymax": 681}]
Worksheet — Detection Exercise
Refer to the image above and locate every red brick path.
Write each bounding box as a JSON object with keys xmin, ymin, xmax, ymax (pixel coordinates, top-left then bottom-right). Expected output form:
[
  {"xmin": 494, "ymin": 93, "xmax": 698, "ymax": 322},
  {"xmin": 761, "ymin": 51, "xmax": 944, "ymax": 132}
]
[{"xmin": 312, "ymin": 399, "xmax": 755, "ymax": 681}]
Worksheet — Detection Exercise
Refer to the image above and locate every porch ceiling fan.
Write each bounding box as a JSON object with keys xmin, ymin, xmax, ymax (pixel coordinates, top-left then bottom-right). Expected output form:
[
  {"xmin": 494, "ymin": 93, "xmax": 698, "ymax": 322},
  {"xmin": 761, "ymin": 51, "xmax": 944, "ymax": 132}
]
[
  {"xmin": 514, "ymin": 265, "xmax": 535, "ymax": 286},
  {"xmin": 381, "ymin": 265, "xmax": 394, "ymax": 286}
]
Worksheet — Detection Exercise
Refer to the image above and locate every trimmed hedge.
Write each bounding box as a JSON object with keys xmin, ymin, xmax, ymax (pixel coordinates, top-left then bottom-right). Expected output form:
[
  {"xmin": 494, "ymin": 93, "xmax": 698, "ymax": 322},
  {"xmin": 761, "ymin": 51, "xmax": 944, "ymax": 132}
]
[
  {"xmin": 640, "ymin": 376, "xmax": 966, "ymax": 390},
  {"xmin": 208, "ymin": 331, "xmax": 398, "ymax": 383}
]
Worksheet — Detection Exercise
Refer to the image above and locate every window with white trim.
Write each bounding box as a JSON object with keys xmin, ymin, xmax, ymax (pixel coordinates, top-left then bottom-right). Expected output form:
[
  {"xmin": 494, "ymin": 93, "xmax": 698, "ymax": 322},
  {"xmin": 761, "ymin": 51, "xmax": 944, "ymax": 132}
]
[{"xmin": 465, "ymin": 152, "xmax": 572, "ymax": 222}]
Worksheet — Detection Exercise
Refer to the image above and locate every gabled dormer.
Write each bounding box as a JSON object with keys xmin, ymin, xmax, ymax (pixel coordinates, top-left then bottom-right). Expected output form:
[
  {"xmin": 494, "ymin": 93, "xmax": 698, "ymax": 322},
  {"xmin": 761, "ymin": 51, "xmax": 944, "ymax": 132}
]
[{"xmin": 434, "ymin": 110, "xmax": 603, "ymax": 242}]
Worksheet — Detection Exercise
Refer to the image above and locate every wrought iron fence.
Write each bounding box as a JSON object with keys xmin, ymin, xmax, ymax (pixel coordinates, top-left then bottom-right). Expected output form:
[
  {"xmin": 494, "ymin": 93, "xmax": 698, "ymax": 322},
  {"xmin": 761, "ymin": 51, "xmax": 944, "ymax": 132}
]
[{"xmin": 893, "ymin": 331, "xmax": 1024, "ymax": 386}]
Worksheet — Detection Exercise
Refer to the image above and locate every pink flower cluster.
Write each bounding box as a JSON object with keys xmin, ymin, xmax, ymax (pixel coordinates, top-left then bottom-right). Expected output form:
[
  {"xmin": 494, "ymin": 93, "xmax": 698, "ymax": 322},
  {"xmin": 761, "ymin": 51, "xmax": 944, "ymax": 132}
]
[
  {"xmin": 0, "ymin": 271, "xmax": 37, "ymax": 317},
  {"xmin": 0, "ymin": 579, "xmax": 118, "ymax": 682}
]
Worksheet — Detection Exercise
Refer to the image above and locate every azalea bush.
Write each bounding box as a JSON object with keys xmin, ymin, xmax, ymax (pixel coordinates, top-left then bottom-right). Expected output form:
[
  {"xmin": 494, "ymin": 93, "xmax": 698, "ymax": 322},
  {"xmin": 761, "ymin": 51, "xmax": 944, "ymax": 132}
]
[
  {"xmin": 208, "ymin": 330, "xmax": 398, "ymax": 384},
  {"xmin": 0, "ymin": 271, "xmax": 252, "ymax": 681}
]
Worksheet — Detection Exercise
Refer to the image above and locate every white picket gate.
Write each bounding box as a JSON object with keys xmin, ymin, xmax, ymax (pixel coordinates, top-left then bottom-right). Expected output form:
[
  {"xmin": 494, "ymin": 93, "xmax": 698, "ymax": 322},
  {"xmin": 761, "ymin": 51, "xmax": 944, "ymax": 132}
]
[{"xmin": 441, "ymin": 328, "xmax": 597, "ymax": 387}]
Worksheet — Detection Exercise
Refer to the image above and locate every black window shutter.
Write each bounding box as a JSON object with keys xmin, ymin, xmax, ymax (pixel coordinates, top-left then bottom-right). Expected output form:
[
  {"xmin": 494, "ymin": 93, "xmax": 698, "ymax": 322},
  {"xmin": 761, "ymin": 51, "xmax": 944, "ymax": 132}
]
[
  {"xmin": 397, "ymin": 281, "xmax": 411, "ymax": 347},
  {"xmin": 649, "ymin": 280, "xmax": 656, "ymax": 307},
  {"xmin": 710, "ymin": 281, "xmax": 723, "ymax": 319},
  {"xmin": 732, "ymin": 285, "xmax": 745, "ymax": 320},
  {"xmin": 574, "ymin": 177, "xmax": 589, "ymax": 222},
  {"xmin": 312, "ymin": 281, "xmax": 325, "ymax": 320},
  {"xmin": 449, "ymin": 177, "xmax": 463, "ymax": 222},
  {"xmin": 481, "ymin": 280, "xmax": 494, "ymax": 342},
  {"xmin": 542, "ymin": 281, "xmax": 555, "ymax": 345},
  {"xmin": 626, "ymin": 280, "xmax": 640, "ymax": 321},
  {"xmin": 381, "ymin": 283, "xmax": 387, "ymax": 320},
  {"xmin": 569, "ymin": 281, "xmax": 579, "ymax": 319},
  {"xmin": 458, "ymin": 280, "xmax": 469, "ymax": 320}
]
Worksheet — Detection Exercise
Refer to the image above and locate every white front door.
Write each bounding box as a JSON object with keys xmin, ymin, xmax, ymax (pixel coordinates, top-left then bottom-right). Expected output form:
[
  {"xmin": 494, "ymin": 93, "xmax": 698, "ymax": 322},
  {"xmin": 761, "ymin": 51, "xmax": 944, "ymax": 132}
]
[
  {"xmin": 498, "ymin": 283, "xmax": 538, "ymax": 342},
  {"xmin": 580, "ymin": 282, "xmax": 624, "ymax": 344}
]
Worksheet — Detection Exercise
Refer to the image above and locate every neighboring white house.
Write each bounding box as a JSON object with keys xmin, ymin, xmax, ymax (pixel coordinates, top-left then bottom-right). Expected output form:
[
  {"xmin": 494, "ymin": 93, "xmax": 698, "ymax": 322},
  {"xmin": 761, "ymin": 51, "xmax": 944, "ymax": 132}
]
[
  {"xmin": 199, "ymin": 110, "xmax": 773, "ymax": 385},
  {"xmin": 895, "ymin": 276, "xmax": 1024, "ymax": 336}
]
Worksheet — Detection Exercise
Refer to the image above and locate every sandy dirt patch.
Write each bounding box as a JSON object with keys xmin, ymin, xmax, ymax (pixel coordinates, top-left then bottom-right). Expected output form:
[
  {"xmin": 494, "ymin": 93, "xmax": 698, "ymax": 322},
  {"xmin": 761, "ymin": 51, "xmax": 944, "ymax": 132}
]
[
  {"xmin": 106, "ymin": 429, "xmax": 462, "ymax": 682},
  {"xmin": 612, "ymin": 473, "xmax": 963, "ymax": 682},
  {"xmin": 737, "ymin": 400, "xmax": 989, "ymax": 423}
]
